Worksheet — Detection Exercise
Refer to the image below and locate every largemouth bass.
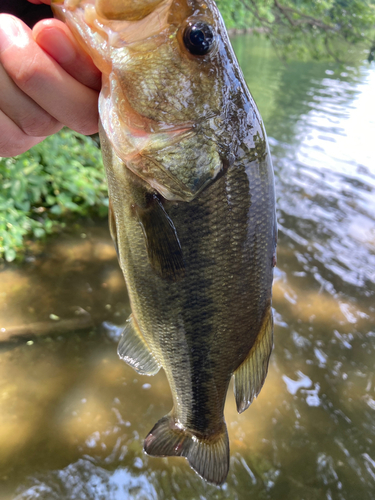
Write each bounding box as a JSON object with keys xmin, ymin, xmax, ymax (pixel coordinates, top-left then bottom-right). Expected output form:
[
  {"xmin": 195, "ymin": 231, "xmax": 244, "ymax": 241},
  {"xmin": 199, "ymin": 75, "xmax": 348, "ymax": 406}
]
[{"xmin": 52, "ymin": 0, "xmax": 277, "ymax": 485}]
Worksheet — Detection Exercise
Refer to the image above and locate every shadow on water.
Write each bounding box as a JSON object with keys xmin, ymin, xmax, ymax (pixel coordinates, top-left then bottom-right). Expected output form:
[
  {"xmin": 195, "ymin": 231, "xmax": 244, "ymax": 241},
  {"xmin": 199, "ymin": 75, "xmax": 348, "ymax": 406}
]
[{"xmin": 0, "ymin": 36, "xmax": 374, "ymax": 499}]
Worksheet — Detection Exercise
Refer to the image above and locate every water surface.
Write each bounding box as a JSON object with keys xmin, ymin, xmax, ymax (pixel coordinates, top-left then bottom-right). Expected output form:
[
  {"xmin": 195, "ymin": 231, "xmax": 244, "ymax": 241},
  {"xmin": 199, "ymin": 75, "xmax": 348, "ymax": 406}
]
[{"xmin": 0, "ymin": 36, "xmax": 374, "ymax": 499}]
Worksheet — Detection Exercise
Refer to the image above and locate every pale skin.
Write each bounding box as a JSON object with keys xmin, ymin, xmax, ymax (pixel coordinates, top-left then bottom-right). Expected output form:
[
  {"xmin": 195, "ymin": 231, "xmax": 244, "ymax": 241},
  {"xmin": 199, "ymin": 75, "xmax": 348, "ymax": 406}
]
[{"xmin": 0, "ymin": 0, "xmax": 101, "ymax": 157}]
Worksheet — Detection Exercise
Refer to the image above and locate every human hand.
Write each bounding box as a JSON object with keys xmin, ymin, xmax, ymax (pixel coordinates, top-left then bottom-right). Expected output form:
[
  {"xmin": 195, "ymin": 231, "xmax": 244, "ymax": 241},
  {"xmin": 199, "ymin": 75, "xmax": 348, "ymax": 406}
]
[{"xmin": 0, "ymin": 7, "xmax": 101, "ymax": 157}]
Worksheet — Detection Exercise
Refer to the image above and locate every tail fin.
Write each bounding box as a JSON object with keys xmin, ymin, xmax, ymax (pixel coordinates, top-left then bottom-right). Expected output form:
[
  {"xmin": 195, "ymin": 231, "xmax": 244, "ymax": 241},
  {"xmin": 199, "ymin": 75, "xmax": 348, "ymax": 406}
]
[{"xmin": 144, "ymin": 414, "xmax": 229, "ymax": 486}]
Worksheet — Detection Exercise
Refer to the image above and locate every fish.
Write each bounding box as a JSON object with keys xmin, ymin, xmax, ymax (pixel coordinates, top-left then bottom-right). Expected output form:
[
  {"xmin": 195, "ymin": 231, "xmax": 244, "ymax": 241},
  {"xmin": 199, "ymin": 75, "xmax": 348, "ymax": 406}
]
[{"xmin": 52, "ymin": 0, "xmax": 277, "ymax": 485}]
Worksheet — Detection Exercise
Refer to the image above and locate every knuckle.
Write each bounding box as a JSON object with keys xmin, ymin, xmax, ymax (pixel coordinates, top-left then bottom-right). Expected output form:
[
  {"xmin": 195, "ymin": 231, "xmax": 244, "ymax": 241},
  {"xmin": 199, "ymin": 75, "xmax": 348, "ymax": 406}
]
[
  {"xmin": 19, "ymin": 112, "xmax": 59, "ymax": 137},
  {"xmin": 12, "ymin": 54, "xmax": 41, "ymax": 92}
]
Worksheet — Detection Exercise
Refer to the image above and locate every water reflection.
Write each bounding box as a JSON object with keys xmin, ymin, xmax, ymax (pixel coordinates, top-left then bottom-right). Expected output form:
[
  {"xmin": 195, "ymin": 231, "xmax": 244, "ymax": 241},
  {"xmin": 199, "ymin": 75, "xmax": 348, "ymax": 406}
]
[{"xmin": 0, "ymin": 36, "xmax": 374, "ymax": 499}]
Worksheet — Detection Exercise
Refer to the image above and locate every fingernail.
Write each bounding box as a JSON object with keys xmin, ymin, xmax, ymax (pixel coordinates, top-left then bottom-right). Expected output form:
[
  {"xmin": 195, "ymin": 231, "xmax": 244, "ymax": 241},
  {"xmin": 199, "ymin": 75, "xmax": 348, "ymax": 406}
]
[
  {"xmin": 0, "ymin": 15, "xmax": 29, "ymax": 52},
  {"xmin": 35, "ymin": 27, "xmax": 76, "ymax": 64}
]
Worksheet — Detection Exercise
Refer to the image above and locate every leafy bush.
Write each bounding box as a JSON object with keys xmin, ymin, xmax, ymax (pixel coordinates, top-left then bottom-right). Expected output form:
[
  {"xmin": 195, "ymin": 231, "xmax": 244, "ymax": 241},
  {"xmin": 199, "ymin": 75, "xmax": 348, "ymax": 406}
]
[{"xmin": 0, "ymin": 129, "xmax": 108, "ymax": 262}]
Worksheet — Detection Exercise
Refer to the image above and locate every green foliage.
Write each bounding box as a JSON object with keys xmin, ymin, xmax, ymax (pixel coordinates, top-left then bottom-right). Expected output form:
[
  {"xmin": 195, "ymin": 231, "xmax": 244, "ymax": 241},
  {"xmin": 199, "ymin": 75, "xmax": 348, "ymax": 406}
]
[
  {"xmin": 218, "ymin": 0, "xmax": 375, "ymax": 61},
  {"xmin": 0, "ymin": 129, "xmax": 108, "ymax": 262}
]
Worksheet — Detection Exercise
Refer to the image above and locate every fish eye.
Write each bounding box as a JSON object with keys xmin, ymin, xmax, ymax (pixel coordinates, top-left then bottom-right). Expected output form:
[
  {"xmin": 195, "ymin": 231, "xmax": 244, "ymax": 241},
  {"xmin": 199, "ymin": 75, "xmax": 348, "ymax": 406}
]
[{"xmin": 183, "ymin": 22, "xmax": 215, "ymax": 56}]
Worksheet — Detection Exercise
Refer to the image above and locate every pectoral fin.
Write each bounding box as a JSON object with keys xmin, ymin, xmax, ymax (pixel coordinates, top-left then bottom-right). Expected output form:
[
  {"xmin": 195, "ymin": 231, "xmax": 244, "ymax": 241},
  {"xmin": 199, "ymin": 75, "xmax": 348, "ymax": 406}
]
[
  {"xmin": 117, "ymin": 315, "xmax": 160, "ymax": 376},
  {"xmin": 234, "ymin": 307, "xmax": 274, "ymax": 413},
  {"xmin": 108, "ymin": 200, "xmax": 119, "ymax": 258},
  {"xmin": 135, "ymin": 194, "xmax": 185, "ymax": 282}
]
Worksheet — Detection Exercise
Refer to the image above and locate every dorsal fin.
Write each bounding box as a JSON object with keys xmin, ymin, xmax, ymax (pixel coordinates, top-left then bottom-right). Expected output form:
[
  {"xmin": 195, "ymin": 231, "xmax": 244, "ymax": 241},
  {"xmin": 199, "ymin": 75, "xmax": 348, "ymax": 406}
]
[{"xmin": 234, "ymin": 306, "xmax": 274, "ymax": 413}]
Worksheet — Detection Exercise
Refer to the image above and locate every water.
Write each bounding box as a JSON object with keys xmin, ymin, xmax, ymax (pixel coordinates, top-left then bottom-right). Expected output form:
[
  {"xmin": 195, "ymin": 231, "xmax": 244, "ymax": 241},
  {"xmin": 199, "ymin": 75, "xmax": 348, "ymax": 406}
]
[{"xmin": 0, "ymin": 36, "xmax": 374, "ymax": 499}]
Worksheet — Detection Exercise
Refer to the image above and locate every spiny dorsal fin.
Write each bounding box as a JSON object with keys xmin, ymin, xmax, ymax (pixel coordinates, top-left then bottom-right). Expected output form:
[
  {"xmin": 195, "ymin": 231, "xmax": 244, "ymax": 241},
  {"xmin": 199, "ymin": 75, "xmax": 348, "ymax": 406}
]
[
  {"xmin": 117, "ymin": 315, "xmax": 160, "ymax": 376},
  {"xmin": 144, "ymin": 413, "xmax": 230, "ymax": 486},
  {"xmin": 234, "ymin": 307, "xmax": 274, "ymax": 413},
  {"xmin": 135, "ymin": 194, "xmax": 185, "ymax": 282}
]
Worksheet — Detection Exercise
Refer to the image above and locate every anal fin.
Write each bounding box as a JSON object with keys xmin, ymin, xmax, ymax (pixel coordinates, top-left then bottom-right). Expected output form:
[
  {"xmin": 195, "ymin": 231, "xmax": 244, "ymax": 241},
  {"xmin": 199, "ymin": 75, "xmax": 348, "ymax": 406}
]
[
  {"xmin": 144, "ymin": 414, "xmax": 229, "ymax": 486},
  {"xmin": 234, "ymin": 307, "xmax": 274, "ymax": 413},
  {"xmin": 117, "ymin": 315, "xmax": 160, "ymax": 376}
]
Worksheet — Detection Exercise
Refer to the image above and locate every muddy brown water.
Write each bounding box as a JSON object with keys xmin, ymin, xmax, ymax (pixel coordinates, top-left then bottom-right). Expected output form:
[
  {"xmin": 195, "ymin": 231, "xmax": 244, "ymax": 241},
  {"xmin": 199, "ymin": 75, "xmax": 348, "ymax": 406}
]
[{"xmin": 0, "ymin": 36, "xmax": 374, "ymax": 499}]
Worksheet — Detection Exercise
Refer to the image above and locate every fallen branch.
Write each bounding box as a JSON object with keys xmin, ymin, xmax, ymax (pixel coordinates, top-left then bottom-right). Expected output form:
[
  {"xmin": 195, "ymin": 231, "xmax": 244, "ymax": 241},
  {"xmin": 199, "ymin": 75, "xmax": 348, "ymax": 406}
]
[{"xmin": 0, "ymin": 313, "xmax": 94, "ymax": 342}]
